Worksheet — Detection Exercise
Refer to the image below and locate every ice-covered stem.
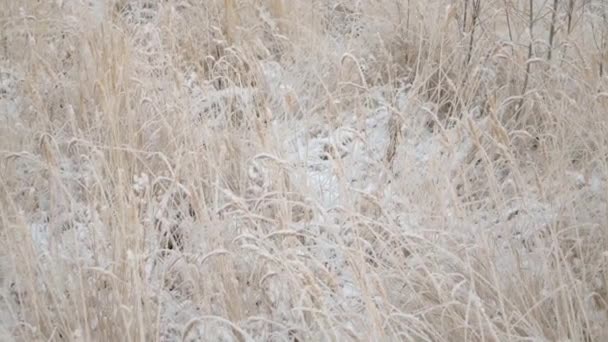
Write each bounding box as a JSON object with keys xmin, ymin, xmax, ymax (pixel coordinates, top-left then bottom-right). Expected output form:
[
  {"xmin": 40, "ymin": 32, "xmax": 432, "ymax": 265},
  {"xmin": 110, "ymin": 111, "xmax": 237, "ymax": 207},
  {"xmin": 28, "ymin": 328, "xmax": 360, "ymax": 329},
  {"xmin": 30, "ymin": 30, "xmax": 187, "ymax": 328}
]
[
  {"xmin": 224, "ymin": 0, "xmax": 239, "ymax": 44},
  {"xmin": 515, "ymin": 0, "xmax": 535, "ymax": 122},
  {"xmin": 567, "ymin": 0, "xmax": 575, "ymax": 34},
  {"xmin": 601, "ymin": 3, "xmax": 607, "ymax": 77},
  {"xmin": 547, "ymin": 0, "xmax": 559, "ymax": 61},
  {"xmin": 502, "ymin": 0, "xmax": 514, "ymax": 42},
  {"xmin": 463, "ymin": 0, "xmax": 469, "ymax": 32},
  {"xmin": 464, "ymin": 0, "xmax": 481, "ymax": 67},
  {"xmin": 269, "ymin": 0, "xmax": 286, "ymax": 33}
]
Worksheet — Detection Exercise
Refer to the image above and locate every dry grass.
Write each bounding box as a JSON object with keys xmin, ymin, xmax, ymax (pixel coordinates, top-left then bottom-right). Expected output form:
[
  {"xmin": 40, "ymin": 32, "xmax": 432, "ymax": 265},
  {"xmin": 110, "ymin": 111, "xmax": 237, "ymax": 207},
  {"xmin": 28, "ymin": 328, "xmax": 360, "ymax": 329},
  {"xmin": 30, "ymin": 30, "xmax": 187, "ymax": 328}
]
[{"xmin": 1, "ymin": 0, "xmax": 607, "ymax": 341}]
